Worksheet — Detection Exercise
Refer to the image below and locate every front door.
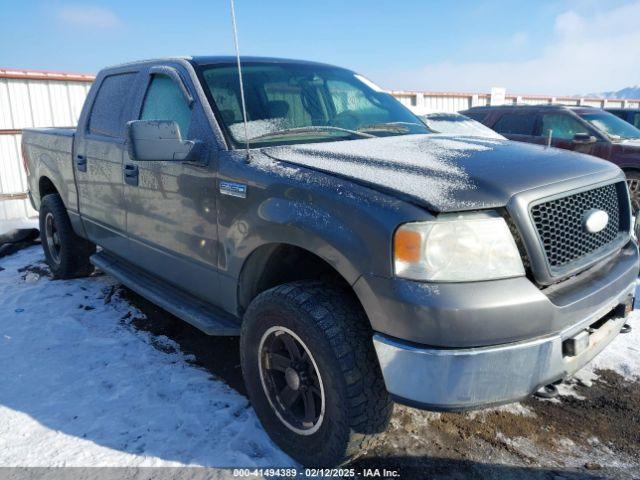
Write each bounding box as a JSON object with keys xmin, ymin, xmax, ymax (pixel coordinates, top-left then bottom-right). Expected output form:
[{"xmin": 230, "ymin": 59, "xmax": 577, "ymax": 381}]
[
  {"xmin": 122, "ymin": 66, "xmax": 221, "ymax": 304},
  {"xmin": 537, "ymin": 112, "xmax": 604, "ymax": 157},
  {"xmin": 75, "ymin": 71, "xmax": 138, "ymax": 252}
]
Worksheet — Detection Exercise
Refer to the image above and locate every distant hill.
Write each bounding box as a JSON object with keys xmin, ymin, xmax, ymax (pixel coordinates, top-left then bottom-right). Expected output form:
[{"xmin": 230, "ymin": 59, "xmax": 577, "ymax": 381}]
[{"xmin": 587, "ymin": 86, "xmax": 640, "ymax": 99}]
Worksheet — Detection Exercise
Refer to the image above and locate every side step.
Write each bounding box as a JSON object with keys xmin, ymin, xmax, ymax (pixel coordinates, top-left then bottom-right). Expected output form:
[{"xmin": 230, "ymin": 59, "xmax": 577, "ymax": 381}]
[{"xmin": 91, "ymin": 251, "xmax": 240, "ymax": 336}]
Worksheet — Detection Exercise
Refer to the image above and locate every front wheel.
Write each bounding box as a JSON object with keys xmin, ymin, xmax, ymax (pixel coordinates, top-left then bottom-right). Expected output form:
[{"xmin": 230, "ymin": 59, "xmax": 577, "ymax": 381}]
[
  {"xmin": 240, "ymin": 281, "xmax": 393, "ymax": 467},
  {"xmin": 39, "ymin": 194, "xmax": 95, "ymax": 279}
]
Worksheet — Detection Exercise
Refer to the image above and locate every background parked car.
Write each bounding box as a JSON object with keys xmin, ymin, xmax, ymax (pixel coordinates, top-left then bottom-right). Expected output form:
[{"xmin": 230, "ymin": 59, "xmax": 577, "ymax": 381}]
[
  {"xmin": 463, "ymin": 105, "xmax": 640, "ymax": 212},
  {"xmin": 606, "ymin": 108, "xmax": 640, "ymax": 129}
]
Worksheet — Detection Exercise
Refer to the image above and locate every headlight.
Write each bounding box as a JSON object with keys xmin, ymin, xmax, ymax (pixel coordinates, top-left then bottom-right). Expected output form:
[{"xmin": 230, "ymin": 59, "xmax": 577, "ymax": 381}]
[{"xmin": 394, "ymin": 211, "xmax": 525, "ymax": 282}]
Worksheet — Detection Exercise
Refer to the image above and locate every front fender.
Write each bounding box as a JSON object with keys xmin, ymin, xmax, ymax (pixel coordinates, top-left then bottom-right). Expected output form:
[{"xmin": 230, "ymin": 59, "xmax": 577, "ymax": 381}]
[
  {"xmin": 224, "ymin": 197, "xmax": 368, "ymax": 285},
  {"xmin": 218, "ymin": 154, "xmax": 432, "ymax": 285}
]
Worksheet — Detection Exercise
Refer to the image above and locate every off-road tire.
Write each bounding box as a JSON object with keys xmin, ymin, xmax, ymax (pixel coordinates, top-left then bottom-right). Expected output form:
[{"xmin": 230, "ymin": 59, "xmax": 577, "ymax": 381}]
[
  {"xmin": 39, "ymin": 194, "xmax": 95, "ymax": 279},
  {"xmin": 241, "ymin": 280, "xmax": 393, "ymax": 467}
]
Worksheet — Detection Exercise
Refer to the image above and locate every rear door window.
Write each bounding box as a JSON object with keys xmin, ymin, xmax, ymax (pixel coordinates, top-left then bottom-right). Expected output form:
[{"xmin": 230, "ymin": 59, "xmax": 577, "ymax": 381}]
[
  {"xmin": 89, "ymin": 73, "xmax": 137, "ymax": 138},
  {"xmin": 492, "ymin": 113, "xmax": 537, "ymax": 136},
  {"xmin": 540, "ymin": 113, "xmax": 588, "ymax": 140},
  {"xmin": 141, "ymin": 75, "xmax": 192, "ymax": 138}
]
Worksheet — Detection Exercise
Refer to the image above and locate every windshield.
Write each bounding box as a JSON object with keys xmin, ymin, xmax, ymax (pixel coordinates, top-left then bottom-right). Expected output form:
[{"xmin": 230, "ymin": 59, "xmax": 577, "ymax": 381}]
[
  {"xmin": 421, "ymin": 113, "xmax": 504, "ymax": 139},
  {"xmin": 579, "ymin": 111, "xmax": 640, "ymax": 141},
  {"xmin": 198, "ymin": 63, "xmax": 430, "ymax": 147}
]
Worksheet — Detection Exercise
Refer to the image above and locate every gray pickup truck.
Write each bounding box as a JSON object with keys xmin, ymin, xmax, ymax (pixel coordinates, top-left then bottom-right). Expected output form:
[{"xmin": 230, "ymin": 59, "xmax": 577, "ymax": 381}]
[{"xmin": 22, "ymin": 56, "xmax": 638, "ymax": 466}]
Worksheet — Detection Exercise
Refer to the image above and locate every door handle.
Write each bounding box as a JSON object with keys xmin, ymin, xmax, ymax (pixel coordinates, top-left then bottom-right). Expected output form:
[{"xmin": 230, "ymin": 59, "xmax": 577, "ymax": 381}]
[
  {"xmin": 75, "ymin": 155, "xmax": 87, "ymax": 172},
  {"xmin": 123, "ymin": 164, "xmax": 139, "ymax": 186}
]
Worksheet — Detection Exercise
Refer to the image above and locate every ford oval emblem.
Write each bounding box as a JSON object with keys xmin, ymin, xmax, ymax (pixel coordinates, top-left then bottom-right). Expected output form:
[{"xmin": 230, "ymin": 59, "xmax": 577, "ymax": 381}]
[{"xmin": 583, "ymin": 209, "xmax": 609, "ymax": 233}]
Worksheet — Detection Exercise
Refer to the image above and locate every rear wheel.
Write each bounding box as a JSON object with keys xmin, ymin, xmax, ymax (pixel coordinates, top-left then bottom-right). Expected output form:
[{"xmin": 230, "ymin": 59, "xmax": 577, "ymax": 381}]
[
  {"xmin": 39, "ymin": 194, "xmax": 95, "ymax": 279},
  {"xmin": 240, "ymin": 281, "xmax": 393, "ymax": 466}
]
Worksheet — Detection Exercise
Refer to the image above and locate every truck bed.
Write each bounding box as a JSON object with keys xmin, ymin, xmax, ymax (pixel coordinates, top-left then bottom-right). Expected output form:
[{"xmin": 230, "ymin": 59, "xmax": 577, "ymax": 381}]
[{"xmin": 22, "ymin": 127, "xmax": 78, "ymax": 213}]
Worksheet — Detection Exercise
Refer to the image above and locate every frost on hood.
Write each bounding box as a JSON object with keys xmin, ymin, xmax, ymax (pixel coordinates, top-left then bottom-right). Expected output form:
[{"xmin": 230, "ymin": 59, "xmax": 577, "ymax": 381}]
[{"xmin": 265, "ymin": 134, "xmax": 500, "ymax": 210}]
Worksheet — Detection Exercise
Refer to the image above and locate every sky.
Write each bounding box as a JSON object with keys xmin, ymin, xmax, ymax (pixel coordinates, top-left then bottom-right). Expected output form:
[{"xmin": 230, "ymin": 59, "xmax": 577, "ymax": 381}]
[{"xmin": 1, "ymin": 0, "xmax": 638, "ymax": 95}]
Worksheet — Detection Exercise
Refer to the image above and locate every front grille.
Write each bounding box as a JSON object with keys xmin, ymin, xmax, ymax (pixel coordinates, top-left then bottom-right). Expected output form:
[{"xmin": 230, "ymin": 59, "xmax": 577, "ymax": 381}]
[{"xmin": 530, "ymin": 183, "xmax": 628, "ymax": 273}]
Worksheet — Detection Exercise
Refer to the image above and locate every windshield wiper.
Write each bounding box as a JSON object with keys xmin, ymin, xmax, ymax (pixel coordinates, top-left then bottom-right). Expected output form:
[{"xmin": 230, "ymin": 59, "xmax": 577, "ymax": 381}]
[
  {"xmin": 357, "ymin": 121, "xmax": 424, "ymax": 134},
  {"xmin": 249, "ymin": 126, "xmax": 375, "ymax": 142}
]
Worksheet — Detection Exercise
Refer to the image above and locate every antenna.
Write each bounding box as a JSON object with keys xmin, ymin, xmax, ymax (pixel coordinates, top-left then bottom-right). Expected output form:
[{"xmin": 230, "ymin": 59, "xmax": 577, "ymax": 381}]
[
  {"xmin": 546, "ymin": 129, "xmax": 553, "ymax": 148},
  {"xmin": 230, "ymin": 0, "xmax": 251, "ymax": 161}
]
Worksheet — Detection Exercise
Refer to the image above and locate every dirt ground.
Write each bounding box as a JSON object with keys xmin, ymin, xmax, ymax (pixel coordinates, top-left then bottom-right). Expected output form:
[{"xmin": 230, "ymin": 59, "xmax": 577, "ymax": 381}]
[
  {"xmin": 6, "ymin": 243, "xmax": 640, "ymax": 479},
  {"xmin": 114, "ymin": 286, "xmax": 640, "ymax": 480}
]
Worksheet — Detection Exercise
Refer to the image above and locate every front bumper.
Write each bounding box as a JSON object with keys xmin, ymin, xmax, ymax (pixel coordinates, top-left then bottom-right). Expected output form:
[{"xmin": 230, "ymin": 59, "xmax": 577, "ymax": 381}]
[
  {"xmin": 374, "ymin": 302, "xmax": 631, "ymax": 410},
  {"xmin": 363, "ymin": 243, "xmax": 639, "ymax": 411}
]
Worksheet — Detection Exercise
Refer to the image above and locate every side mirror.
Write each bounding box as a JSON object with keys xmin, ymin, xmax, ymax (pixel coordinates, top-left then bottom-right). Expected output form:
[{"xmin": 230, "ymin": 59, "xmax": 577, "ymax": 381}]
[
  {"xmin": 573, "ymin": 133, "xmax": 597, "ymax": 145},
  {"xmin": 125, "ymin": 120, "xmax": 202, "ymax": 162}
]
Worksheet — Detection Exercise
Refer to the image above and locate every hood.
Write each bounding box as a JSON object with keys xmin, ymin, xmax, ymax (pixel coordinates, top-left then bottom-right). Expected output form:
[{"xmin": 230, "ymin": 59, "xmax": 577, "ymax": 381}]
[{"xmin": 263, "ymin": 134, "xmax": 618, "ymax": 212}]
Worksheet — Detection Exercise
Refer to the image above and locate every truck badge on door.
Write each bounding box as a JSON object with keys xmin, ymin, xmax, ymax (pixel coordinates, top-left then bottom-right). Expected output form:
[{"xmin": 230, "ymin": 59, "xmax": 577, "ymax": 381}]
[{"xmin": 220, "ymin": 181, "xmax": 247, "ymax": 198}]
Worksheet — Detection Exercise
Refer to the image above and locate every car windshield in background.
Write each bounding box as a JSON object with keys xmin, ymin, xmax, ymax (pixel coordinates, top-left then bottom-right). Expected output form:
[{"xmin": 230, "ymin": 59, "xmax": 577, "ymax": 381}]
[
  {"xmin": 579, "ymin": 111, "xmax": 640, "ymax": 141},
  {"xmin": 421, "ymin": 113, "xmax": 505, "ymax": 139},
  {"xmin": 198, "ymin": 63, "xmax": 430, "ymax": 147}
]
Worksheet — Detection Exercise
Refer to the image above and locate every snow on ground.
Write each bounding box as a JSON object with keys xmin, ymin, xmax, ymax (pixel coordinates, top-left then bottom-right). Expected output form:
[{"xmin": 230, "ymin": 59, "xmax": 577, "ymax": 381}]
[
  {"xmin": 0, "ymin": 244, "xmax": 639, "ymax": 471},
  {"xmin": 0, "ymin": 246, "xmax": 293, "ymax": 468},
  {"xmin": 0, "ymin": 218, "xmax": 38, "ymax": 238}
]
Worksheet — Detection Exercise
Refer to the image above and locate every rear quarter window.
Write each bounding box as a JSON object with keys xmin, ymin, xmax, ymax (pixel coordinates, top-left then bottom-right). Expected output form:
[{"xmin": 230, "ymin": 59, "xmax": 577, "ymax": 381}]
[
  {"xmin": 88, "ymin": 73, "xmax": 137, "ymax": 138},
  {"xmin": 607, "ymin": 110, "xmax": 626, "ymax": 120},
  {"xmin": 492, "ymin": 112, "xmax": 536, "ymax": 135}
]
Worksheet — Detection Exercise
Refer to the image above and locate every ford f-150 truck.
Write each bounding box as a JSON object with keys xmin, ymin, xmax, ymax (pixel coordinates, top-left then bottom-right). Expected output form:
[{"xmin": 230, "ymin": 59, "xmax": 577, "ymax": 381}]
[{"xmin": 22, "ymin": 56, "xmax": 639, "ymax": 467}]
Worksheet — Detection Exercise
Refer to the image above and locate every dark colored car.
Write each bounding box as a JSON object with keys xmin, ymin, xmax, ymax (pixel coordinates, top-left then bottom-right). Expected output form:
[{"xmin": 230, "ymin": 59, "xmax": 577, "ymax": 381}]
[
  {"xmin": 22, "ymin": 57, "xmax": 638, "ymax": 466},
  {"xmin": 606, "ymin": 108, "xmax": 640, "ymax": 129},
  {"xmin": 463, "ymin": 105, "xmax": 640, "ymax": 211}
]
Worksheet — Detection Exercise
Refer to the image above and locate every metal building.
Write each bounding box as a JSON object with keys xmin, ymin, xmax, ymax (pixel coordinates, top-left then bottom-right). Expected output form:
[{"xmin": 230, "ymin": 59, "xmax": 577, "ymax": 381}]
[{"xmin": 0, "ymin": 68, "xmax": 94, "ymax": 197}]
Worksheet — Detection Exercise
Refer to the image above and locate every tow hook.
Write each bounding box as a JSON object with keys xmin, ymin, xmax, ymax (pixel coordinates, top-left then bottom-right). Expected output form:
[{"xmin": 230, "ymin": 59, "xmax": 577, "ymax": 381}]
[
  {"xmin": 535, "ymin": 383, "xmax": 559, "ymax": 399},
  {"xmin": 621, "ymin": 324, "xmax": 632, "ymax": 334}
]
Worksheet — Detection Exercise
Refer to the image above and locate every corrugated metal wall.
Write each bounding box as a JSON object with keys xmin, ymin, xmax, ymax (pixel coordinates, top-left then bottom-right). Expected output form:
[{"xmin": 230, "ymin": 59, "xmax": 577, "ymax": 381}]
[
  {"xmin": 0, "ymin": 69, "xmax": 93, "ymax": 196},
  {"xmin": 394, "ymin": 91, "xmax": 640, "ymax": 115}
]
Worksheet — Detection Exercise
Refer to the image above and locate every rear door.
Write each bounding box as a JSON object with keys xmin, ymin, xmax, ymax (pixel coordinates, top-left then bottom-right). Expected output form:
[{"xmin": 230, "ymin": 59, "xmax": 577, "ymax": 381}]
[
  {"xmin": 75, "ymin": 70, "xmax": 140, "ymax": 251},
  {"xmin": 122, "ymin": 64, "xmax": 221, "ymax": 304}
]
